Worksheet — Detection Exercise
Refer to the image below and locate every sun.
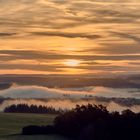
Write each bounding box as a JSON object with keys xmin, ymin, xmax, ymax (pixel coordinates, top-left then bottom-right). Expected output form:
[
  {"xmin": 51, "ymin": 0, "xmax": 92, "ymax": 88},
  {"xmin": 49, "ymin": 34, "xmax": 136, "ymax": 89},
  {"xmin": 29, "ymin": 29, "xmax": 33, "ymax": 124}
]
[{"xmin": 64, "ymin": 59, "xmax": 81, "ymax": 67}]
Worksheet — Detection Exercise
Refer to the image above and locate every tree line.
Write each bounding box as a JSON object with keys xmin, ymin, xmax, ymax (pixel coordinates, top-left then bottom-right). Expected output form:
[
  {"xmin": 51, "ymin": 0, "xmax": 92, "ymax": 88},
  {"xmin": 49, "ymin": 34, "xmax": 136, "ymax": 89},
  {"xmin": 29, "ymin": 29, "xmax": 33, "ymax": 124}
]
[
  {"xmin": 22, "ymin": 104, "xmax": 140, "ymax": 140},
  {"xmin": 4, "ymin": 104, "xmax": 62, "ymax": 114}
]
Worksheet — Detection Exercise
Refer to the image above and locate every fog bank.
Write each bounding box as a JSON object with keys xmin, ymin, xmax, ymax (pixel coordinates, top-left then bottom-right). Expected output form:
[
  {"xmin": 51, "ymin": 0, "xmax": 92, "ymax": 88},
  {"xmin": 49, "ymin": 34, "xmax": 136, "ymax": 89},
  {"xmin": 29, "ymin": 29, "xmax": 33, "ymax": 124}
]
[{"xmin": 0, "ymin": 85, "xmax": 140, "ymax": 99}]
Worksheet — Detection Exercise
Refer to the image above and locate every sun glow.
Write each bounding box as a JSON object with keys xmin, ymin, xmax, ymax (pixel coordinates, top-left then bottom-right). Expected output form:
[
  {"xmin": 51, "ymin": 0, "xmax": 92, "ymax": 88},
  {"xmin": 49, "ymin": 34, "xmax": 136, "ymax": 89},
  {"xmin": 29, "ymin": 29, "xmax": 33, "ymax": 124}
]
[{"xmin": 64, "ymin": 60, "xmax": 81, "ymax": 67}]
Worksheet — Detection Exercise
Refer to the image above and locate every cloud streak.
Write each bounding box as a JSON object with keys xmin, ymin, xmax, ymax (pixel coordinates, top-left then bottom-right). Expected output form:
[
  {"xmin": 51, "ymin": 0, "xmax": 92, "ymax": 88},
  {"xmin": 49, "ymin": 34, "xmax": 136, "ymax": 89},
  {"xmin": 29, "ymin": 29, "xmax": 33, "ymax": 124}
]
[{"xmin": 31, "ymin": 31, "xmax": 102, "ymax": 39}]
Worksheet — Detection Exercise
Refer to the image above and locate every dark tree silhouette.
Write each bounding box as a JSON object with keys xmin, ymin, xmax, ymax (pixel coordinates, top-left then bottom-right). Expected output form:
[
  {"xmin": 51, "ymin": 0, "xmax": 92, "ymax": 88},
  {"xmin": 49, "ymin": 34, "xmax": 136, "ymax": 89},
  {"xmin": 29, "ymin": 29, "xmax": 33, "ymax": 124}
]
[
  {"xmin": 22, "ymin": 104, "xmax": 140, "ymax": 140},
  {"xmin": 4, "ymin": 104, "xmax": 62, "ymax": 114}
]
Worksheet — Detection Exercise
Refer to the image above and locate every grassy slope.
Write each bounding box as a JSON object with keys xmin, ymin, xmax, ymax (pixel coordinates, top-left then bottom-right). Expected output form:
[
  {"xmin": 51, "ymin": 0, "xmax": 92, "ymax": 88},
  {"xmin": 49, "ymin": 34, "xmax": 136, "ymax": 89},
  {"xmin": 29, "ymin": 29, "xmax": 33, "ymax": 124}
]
[{"xmin": 0, "ymin": 113, "xmax": 57, "ymax": 136}]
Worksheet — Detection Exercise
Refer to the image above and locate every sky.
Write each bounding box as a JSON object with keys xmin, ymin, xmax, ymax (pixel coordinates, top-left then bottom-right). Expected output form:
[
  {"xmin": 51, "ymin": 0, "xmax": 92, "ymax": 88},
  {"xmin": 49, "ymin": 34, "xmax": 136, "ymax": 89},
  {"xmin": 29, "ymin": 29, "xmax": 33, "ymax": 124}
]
[{"xmin": 0, "ymin": 0, "xmax": 140, "ymax": 75}]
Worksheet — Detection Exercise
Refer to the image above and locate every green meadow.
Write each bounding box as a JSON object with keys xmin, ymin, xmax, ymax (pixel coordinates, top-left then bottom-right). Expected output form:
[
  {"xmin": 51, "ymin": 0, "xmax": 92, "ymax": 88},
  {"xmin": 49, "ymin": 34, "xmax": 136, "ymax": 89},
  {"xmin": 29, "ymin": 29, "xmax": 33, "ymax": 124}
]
[
  {"xmin": 0, "ymin": 113, "xmax": 69, "ymax": 140},
  {"xmin": 0, "ymin": 113, "xmax": 56, "ymax": 136}
]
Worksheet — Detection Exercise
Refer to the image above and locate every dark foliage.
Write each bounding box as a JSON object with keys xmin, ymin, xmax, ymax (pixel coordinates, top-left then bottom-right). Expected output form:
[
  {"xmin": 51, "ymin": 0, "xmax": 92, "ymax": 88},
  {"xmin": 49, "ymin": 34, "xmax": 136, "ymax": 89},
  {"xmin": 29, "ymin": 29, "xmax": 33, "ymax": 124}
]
[
  {"xmin": 22, "ymin": 104, "xmax": 140, "ymax": 140},
  {"xmin": 4, "ymin": 104, "xmax": 61, "ymax": 114},
  {"xmin": 22, "ymin": 125, "xmax": 56, "ymax": 135}
]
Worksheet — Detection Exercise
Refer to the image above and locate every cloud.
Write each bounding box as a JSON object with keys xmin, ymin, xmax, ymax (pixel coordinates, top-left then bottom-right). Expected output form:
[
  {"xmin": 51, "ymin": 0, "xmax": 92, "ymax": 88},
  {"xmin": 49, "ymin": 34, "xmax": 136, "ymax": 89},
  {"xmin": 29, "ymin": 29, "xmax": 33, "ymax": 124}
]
[
  {"xmin": 0, "ymin": 85, "xmax": 93, "ymax": 99},
  {"xmin": 31, "ymin": 31, "xmax": 102, "ymax": 39},
  {"xmin": 0, "ymin": 0, "xmax": 139, "ymax": 30},
  {"xmin": 1, "ymin": 85, "xmax": 140, "ymax": 112},
  {"xmin": 0, "ymin": 0, "xmax": 140, "ymax": 75},
  {"xmin": 0, "ymin": 85, "xmax": 140, "ymax": 99},
  {"xmin": 0, "ymin": 32, "xmax": 16, "ymax": 37},
  {"xmin": 110, "ymin": 31, "xmax": 140, "ymax": 44},
  {"xmin": 0, "ymin": 50, "xmax": 140, "ymax": 74},
  {"xmin": 1, "ymin": 50, "xmax": 140, "ymax": 61}
]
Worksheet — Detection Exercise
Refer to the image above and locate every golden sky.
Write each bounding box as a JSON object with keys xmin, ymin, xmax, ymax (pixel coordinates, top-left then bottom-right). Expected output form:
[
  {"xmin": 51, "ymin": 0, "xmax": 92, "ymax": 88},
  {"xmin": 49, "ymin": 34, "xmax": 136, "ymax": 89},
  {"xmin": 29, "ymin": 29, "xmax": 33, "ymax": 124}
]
[{"xmin": 0, "ymin": 0, "xmax": 140, "ymax": 75}]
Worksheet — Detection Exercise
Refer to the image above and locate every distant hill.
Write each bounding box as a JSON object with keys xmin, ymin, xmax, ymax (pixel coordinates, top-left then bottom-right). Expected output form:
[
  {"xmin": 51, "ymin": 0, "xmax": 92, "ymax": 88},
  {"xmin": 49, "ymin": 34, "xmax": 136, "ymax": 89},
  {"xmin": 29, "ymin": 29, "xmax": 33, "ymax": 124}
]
[
  {"xmin": 0, "ymin": 74, "xmax": 140, "ymax": 88},
  {"xmin": 0, "ymin": 83, "xmax": 13, "ymax": 90}
]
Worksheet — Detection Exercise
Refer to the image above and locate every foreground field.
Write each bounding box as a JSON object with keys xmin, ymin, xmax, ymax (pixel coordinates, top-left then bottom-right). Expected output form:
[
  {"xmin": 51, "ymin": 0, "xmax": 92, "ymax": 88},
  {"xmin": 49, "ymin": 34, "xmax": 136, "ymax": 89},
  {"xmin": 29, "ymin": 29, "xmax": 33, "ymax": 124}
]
[
  {"xmin": 0, "ymin": 135, "xmax": 69, "ymax": 140},
  {"xmin": 0, "ymin": 113, "xmax": 57, "ymax": 136}
]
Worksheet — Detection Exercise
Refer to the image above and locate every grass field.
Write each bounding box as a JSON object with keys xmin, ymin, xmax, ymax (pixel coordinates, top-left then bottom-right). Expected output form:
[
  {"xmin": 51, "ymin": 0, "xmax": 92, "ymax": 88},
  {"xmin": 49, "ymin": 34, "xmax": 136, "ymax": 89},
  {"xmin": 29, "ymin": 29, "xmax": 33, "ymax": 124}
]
[
  {"xmin": 0, "ymin": 113, "xmax": 70, "ymax": 140},
  {"xmin": 0, "ymin": 113, "xmax": 57, "ymax": 136},
  {"xmin": 0, "ymin": 135, "xmax": 69, "ymax": 140}
]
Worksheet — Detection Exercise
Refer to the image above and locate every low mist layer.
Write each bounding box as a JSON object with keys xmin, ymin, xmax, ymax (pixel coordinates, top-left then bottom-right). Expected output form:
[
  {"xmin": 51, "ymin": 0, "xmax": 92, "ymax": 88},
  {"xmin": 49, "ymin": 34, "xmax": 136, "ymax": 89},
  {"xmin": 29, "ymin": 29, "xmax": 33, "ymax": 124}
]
[
  {"xmin": 1, "ymin": 98, "xmax": 140, "ymax": 113},
  {"xmin": 0, "ymin": 85, "xmax": 139, "ymax": 112},
  {"xmin": 0, "ymin": 85, "xmax": 140, "ymax": 99}
]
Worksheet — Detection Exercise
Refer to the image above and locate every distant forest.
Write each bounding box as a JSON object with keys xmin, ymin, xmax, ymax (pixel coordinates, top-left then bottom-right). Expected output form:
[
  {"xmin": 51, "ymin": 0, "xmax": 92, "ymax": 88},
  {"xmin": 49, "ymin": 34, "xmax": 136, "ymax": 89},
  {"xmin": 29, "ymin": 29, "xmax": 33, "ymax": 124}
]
[
  {"xmin": 4, "ymin": 104, "xmax": 62, "ymax": 114},
  {"xmin": 22, "ymin": 104, "xmax": 140, "ymax": 140}
]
